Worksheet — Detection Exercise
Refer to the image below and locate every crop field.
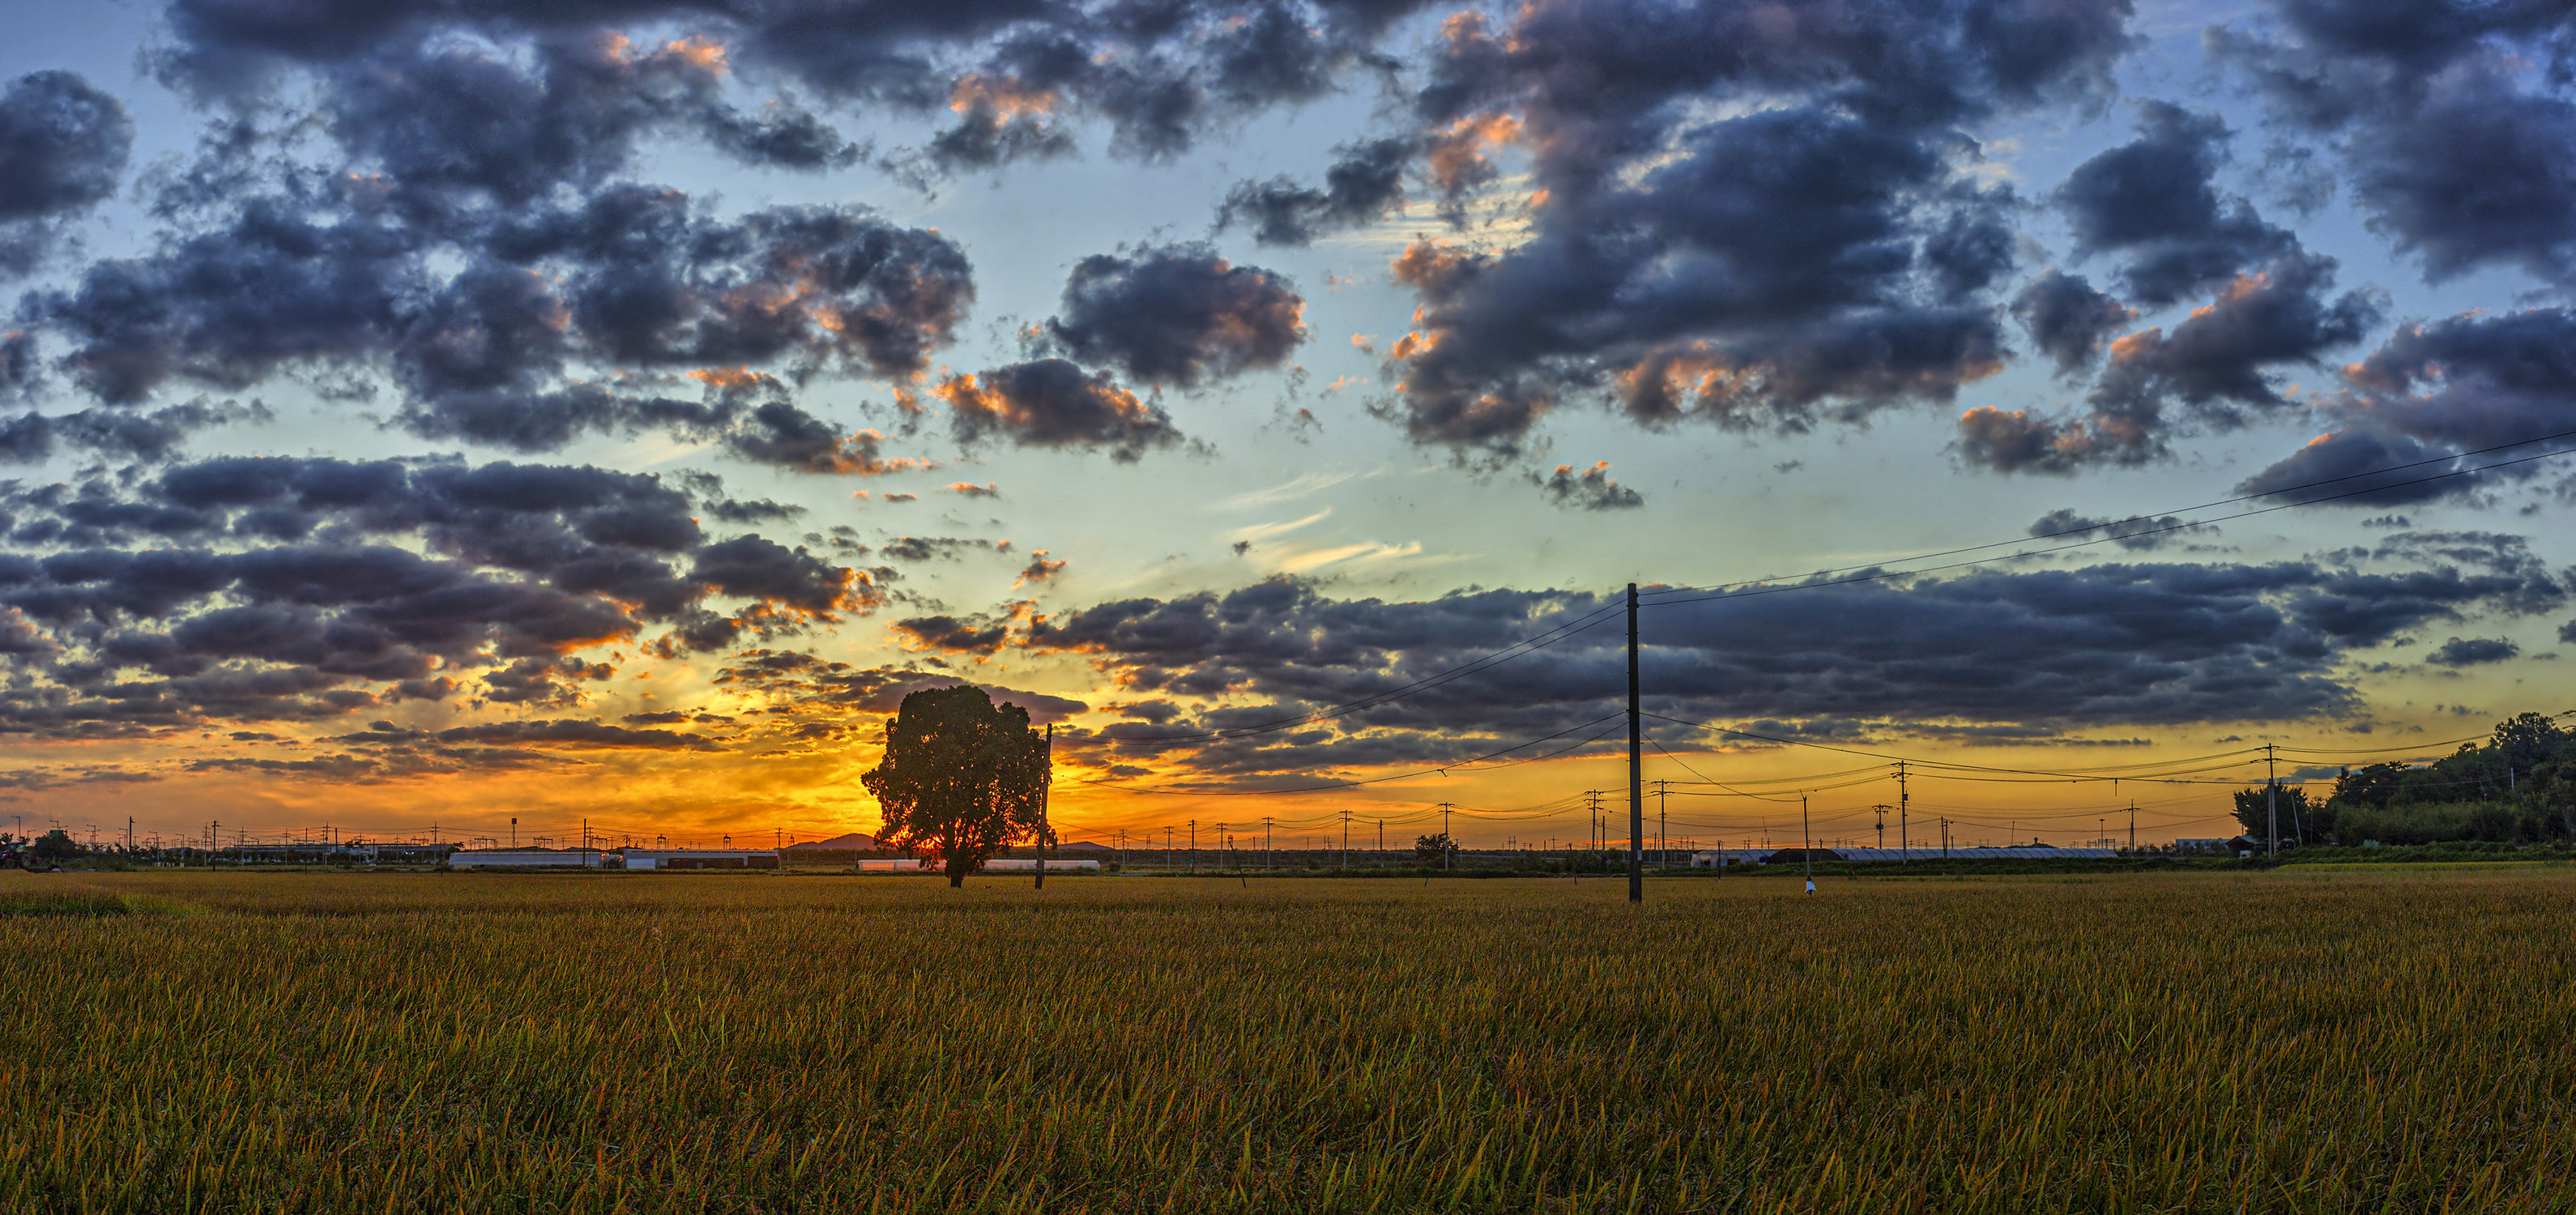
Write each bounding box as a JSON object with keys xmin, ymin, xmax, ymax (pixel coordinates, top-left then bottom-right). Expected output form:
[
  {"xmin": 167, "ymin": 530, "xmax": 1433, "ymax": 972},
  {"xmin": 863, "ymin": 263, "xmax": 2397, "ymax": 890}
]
[{"xmin": 6, "ymin": 867, "xmax": 2576, "ymax": 1213}]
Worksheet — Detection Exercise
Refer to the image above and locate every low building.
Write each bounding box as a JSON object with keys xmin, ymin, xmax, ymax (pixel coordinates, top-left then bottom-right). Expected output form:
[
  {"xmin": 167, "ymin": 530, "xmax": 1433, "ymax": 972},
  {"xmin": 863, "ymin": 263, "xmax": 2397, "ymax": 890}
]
[
  {"xmin": 1688, "ymin": 850, "xmax": 1755, "ymax": 867},
  {"xmin": 621, "ymin": 848, "xmax": 778, "ymax": 871},
  {"xmin": 852, "ymin": 858, "xmax": 928, "ymax": 872},
  {"xmin": 449, "ymin": 848, "xmax": 611, "ymax": 869},
  {"xmin": 975, "ymin": 857, "xmax": 1101, "ymax": 872}
]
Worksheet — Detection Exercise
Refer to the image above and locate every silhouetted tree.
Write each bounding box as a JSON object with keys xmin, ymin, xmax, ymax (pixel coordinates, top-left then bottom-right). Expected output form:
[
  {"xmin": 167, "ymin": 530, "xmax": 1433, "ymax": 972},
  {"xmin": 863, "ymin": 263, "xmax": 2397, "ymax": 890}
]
[
  {"xmin": 27, "ymin": 829, "xmax": 80, "ymax": 867},
  {"xmin": 862, "ymin": 685, "xmax": 1051, "ymax": 888},
  {"xmin": 2231, "ymin": 785, "xmax": 2314, "ymax": 845},
  {"xmin": 1414, "ymin": 833, "xmax": 1457, "ymax": 863},
  {"xmin": 2331, "ymin": 761, "xmax": 2411, "ymax": 809}
]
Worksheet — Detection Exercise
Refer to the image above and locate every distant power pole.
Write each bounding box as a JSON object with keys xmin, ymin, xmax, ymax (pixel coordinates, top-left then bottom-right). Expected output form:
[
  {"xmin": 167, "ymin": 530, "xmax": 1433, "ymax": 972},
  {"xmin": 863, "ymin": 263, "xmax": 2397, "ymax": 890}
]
[
  {"xmin": 1800, "ymin": 795, "xmax": 1814, "ymax": 893},
  {"xmin": 1656, "ymin": 780, "xmax": 1668, "ymax": 870},
  {"xmin": 1898, "ymin": 761, "xmax": 1909, "ymax": 867},
  {"xmin": 1438, "ymin": 803, "xmax": 1454, "ymax": 870},
  {"xmin": 2130, "ymin": 800, "xmax": 2136, "ymax": 852},
  {"xmin": 1627, "ymin": 582, "xmax": 1642, "ymax": 904},
  {"xmin": 1264, "ymin": 816, "xmax": 1273, "ymax": 870},
  {"xmin": 2266, "ymin": 743, "xmax": 2279, "ymax": 857},
  {"xmin": 1188, "ymin": 819, "xmax": 1197, "ymax": 873},
  {"xmin": 1340, "ymin": 810, "xmax": 1350, "ymax": 869}
]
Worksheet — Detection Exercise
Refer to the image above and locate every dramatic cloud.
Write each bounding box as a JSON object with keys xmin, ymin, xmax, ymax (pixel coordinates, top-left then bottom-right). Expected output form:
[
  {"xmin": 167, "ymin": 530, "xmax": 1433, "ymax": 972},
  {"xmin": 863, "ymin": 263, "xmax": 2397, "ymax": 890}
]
[
  {"xmin": 1361, "ymin": 0, "xmax": 2130, "ymax": 452},
  {"xmin": 2011, "ymin": 271, "xmax": 2134, "ymax": 377},
  {"xmin": 1041, "ymin": 247, "xmax": 1306, "ymax": 388},
  {"xmin": 938, "ymin": 358, "xmax": 1184, "ymax": 460},
  {"xmin": 2213, "ymin": 3, "xmax": 2576, "ymax": 287},
  {"xmin": 0, "ymin": 70, "xmax": 134, "ymax": 275},
  {"xmin": 26, "ymin": 181, "xmax": 966, "ymax": 469},
  {"xmin": 1960, "ymin": 253, "xmax": 2380, "ymax": 473},
  {"xmin": 2428, "ymin": 637, "xmax": 2518, "ymax": 667},
  {"xmin": 1537, "ymin": 461, "xmax": 1643, "ymax": 511},
  {"xmin": 1018, "ymin": 553, "xmax": 2562, "ymax": 779},
  {"xmin": 2026, "ymin": 509, "xmax": 2207, "ymax": 552},
  {"xmin": 0, "ymin": 454, "xmax": 872, "ymax": 734},
  {"xmin": 2237, "ymin": 308, "xmax": 2576, "ymax": 505},
  {"xmin": 1216, "ymin": 135, "xmax": 1412, "ymax": 246},
  {"xmin": 2053, "ymin": 102, "xmax": 2296, "ymax": 306}
]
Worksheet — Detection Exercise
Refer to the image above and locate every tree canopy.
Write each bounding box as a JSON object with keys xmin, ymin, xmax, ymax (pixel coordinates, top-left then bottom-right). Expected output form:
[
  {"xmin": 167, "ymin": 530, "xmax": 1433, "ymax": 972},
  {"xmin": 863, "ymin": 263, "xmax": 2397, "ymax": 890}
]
[{"xmin": 861, "ymin": 685, "xmax": 1051, "ymax": 888}]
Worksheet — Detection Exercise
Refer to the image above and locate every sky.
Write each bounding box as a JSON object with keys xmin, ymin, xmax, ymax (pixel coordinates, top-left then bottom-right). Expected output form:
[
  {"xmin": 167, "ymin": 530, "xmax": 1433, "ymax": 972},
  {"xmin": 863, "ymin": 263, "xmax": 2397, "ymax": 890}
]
[{"xmin": 2, "ymin": 0, "xmax": 2573, "ymax": 854}]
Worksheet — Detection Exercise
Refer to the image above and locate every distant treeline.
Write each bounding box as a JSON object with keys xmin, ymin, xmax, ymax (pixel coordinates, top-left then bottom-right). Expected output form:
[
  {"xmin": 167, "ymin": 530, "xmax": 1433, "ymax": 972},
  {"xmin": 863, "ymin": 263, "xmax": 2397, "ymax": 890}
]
[{"xmin": 2237, "ymin": 712, "xmax": 2576, "ymax": 846}]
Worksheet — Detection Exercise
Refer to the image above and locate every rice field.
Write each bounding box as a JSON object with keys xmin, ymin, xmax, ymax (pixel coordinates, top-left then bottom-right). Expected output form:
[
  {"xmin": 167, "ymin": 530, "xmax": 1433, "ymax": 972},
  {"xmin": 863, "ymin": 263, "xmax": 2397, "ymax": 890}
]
[{"xmin": 6, "ymin": 866, "xmax": 2574, "ymax": 1213}]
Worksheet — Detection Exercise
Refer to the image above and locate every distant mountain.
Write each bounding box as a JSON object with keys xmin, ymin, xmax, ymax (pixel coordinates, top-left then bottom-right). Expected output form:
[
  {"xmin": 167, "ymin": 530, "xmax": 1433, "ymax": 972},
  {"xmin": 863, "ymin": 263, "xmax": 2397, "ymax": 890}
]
[{"xmin": 787, "ymin": 833, "xmax": 878, "ymax": 850}]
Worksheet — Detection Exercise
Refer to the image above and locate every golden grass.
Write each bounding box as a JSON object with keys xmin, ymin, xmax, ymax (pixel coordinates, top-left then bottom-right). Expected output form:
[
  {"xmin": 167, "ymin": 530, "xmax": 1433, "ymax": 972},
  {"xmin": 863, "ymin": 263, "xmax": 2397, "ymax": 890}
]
[{"xmin": 4, "ymin": 867, "xmax": 2573, "ymax": 1213}]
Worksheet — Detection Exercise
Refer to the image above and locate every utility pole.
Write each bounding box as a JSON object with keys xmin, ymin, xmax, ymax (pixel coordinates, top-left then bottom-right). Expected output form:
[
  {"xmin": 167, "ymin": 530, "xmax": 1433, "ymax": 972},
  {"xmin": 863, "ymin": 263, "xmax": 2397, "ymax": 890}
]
[
  {"xmin": 1165, "ymin": 826, "xmax": 1172, "ymax": 872},
  {"xmin": 1438, "ymin": 803, "xmax": 1455, "ymax": 870},
  {"xmin": 1188, "ymin": 819, "xmax": 1196, "ymax": 873},
  {"xmin": 1376, "ymin": 819, "xmax": 1384, "ymax": 863},
  {"xmin": 1584, "ymin": 790, "xmax": 1602, "ymax": 864},
  {"xmin": 1942, "ymin": 818, "xmax": 1950, "ymax": 862},
  {"xmin": 2266, "ymin": 743, "xmax": 2279, "ymax": 857},
  {"xmin": 1801, "ymin": 795, "xmax": 1814, "ymax": 893},
  {"xmin": 1341, "ymin": 810, "xmax": 1350, "ymax": 869},
  {"xmin": 1897, "ymin": 761, "xmax": 1910, "ymax": 867},
  {"xmin": 1656, "ymin": 779, "xmax": 1668, "ymax": 870},
  {"xmin": 1627, "ymin": 582, "xmax": 1642, "ymax": 904},
  {"xmin": 2129, "ymin": 800, "xmax": 2136, "ymax": 852},
  {"xmin": 1873, "ymin": 804, "xmax": 1887, "ymax": 851},
  {"xmin": 1264, "ymin": 816, "xmax": 1273, "ymax": 870}
]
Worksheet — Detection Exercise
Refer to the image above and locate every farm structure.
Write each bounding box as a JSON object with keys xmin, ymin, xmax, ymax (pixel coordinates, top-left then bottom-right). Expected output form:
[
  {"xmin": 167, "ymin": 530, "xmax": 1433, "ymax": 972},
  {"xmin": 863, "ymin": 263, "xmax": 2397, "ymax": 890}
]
[
  {"xmin": 449, "ymin": 849, "xmax": 612, "ymax": 870},
  {"xmin": 1708, "ymin": 845, "xmax": 2122, "ymax": 866},
  {"xmin": 621, "ymin": 849, "xmax": 779, "ymax": 871}
]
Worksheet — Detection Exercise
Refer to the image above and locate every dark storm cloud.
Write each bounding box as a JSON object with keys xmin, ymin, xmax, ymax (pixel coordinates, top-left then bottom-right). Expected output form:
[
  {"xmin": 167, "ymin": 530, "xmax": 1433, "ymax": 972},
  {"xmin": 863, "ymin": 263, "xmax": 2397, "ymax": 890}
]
[
  {"xmin": 2237, "ymin": 307, "xmax": 2576, "ymax": 506},
  {"xmin": 0, "ymin": 399, "xmax": 269, "ymax": 466},
  {"xmin": 712, "ymin": 649, "xmax": 1088, "ymax": 730},
  {"xmin": 2052, "ymin": 102, "xmax": 2295, "ymax": 306},
  {"xmin": 317, "ymin": 35, "xmax": 730, "ymax": 207},
  {"xmin": 1013, "ymin": 552, "xmax": 2560, "ymax": 779},
  {"xmin": 2083, "ymin": 252, "xmax": 2378, "ymax": 424},
  {"xmin": 1039, "ymin": 246, "xmax": 1306, "ymax": 388},
  {"xmin": 26, "ymin": 178, "xmax": 962, "ymax": 471},
  {"xmin": 2427, "ymin": 636, "xmax": 2519, "ymax": 667},
  {"xmin": 1215, "ymin": 135, "xmax": 1412, "ymax": 246},
  {"xmin": 1960, "ymin": 253, "xmax": 2380, "ymax": 474},
  {"xmin": 0, "ymin": 454, "xmax": 868, "ymax": 735},
  {"xmin": 0, "ymin": 71, "xmax": 134, "ymax": 276},
  {"xmin": 2026, "ymin": 509, "xmax": 2207, "ymax": 551},
  {"xmin": 153, "ymin": 0, "xmax": 1432, "ymax": 174},
  {"xmin": 890, "ymin": 613, "xmax": 1010, "ymax": 653},
  {"xmin": 1535, "ymin": 461, "xmax": 1642, "ymax": 511},
  {"xmin": 424, "ymin": 718, "xmax": 724, "ymax": 750},
  {"xmin": 2212, "ymin": 2, "xmax": 2576, "ymax": 287},
  {"xmin": 938, "ymin": 358, "xmax": 1184, "ymax": 460},
  {"xmin": 488, "ymin": 191, "xmax": 975, "ymax": 377},
  {"xmin": 1360, "ymin": 0, "xmax": 2131, "ymax": 452},
  {"xmin": 2010, "ymin": 270, "xmax": 2133, "ymax": 377},
  {"xmin": 34, "ymin": 198, "xmax": 423, "ymax": 406},
  {"xmin": 1386, "ymin": 108, "xmax": 2019, "ymax": 451}
]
